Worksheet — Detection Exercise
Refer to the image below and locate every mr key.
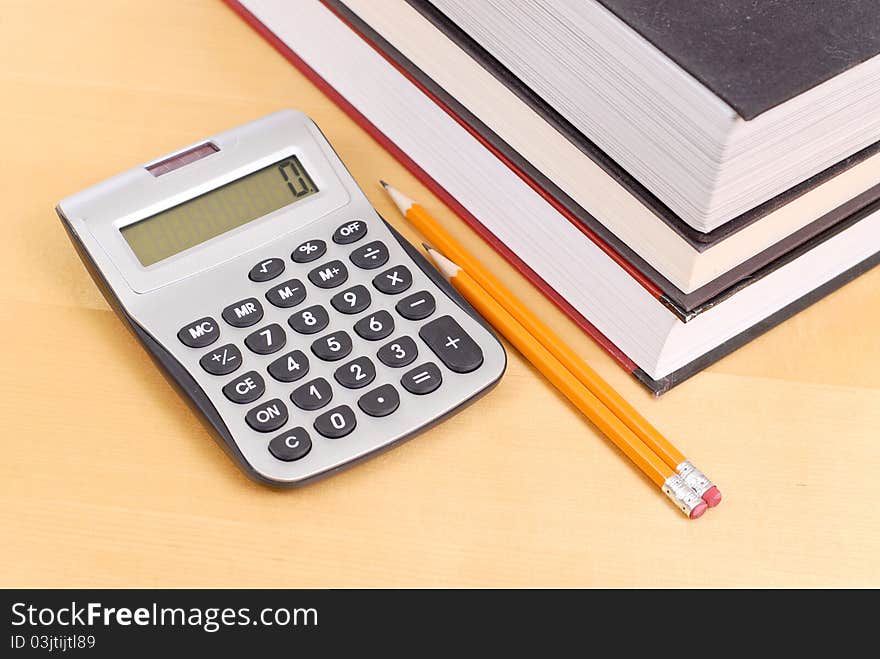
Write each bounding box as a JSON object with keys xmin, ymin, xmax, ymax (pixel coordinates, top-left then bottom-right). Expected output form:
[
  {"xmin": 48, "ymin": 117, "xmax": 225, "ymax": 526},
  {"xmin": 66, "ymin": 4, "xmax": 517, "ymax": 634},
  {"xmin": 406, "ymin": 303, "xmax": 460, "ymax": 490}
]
[{"xmin": 57, "ymin": 110, "xmax": 506, "ymax": 485}]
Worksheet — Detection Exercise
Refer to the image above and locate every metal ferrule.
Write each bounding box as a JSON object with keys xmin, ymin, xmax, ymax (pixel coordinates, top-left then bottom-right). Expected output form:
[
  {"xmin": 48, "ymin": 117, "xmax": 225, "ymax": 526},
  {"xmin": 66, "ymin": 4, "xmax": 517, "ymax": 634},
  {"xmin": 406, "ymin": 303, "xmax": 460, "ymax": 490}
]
[
  {"xmin": 662, "ymin": 474, "xmax": 705, "ymax": 517},
  {"xmin": 676, "ymin": 460, "xmax": 713, "ymax": 497}
]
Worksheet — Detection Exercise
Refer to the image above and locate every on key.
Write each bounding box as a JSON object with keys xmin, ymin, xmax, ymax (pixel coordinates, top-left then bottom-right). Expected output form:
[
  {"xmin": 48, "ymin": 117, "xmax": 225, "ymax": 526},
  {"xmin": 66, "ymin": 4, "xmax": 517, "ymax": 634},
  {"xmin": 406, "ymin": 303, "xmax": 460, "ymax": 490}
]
[
  {"xmin": 245, "ymin": 398, "xmax": 288, "ymax": 433},
  {"xmin": 419, "ymin": 315, "xmax": 483, "ymax": 374}
]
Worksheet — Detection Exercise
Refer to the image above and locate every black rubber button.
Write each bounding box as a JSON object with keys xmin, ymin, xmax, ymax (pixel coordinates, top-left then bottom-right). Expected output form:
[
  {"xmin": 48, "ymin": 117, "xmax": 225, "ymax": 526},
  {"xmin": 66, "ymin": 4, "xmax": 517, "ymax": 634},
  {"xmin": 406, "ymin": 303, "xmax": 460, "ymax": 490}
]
[
  {"xmin": 265, "ymin": 278, "xmax": 306, "ymax": 308},
  {"xmin": 291, "ymin": 377, "xmax": 333, "ymax": 411},
  {"xmin": 311, "ymin": 330, "xmax": 353, "ymax": 362},
  {"xmin": 314, "ymin": 405, "xmax": 357, "ymax": 439},
  {"xmin": 400, "ymin": 362, "xmax": 442, "ymax": 395},
  {"xmin": 245, "ymin": 398, "xmax": 288, "ymax": 433},
  {"xmin": 222, "ymin": 370, "xmax": 265, "ymax": 404},
  {"xmin": 307, "ymin": 260, "xmax": 348, "ymax": 289},
  {"xmin": 222, "ymin": 298, "xmax": 263, "ymax": 328},
  {"xmin": 291, "ymin": 239, "xmax": 326, "ymax": 263},
  {"xmin": 288, "ymin": 305, "xmax": 330, "ymax": 334},
  {"xmin": 244, "ymin": 323, "xmax": 286, "ymax": 355},
  {"xmin": 396, "ymin": 291, "xmax": 436, "ymax": 321},
  {"xmin": 358, "ymin": 384, "xmax": 400, "ymax": 418},
  {"xmin": 419, "ymin": 315, "xmax": 483, "ymax": 374},
  {"xmin": 267, "ymin": 349, "xmax": 310, "ymax": 383},
  {"xmin": 332, "ymin": 219, "xmax": 367, "ymax": 245},
  {"xmin": 377, "ymin": 336, "xmax": 418, "ymax": 368},
  {"xmin": 334, "ymin": 356, "xmax": 376, "ymax": 389},
  {"xmin": 354, "ymin": 310, "xmax": 395, "ymax": 341},
  {"xmin": 330, "ymin": 284, "xmax": 371, "ymax": 315},
  {"xmin": 268, "ymin": 427, "xmax": 312, "ymax": 462},
  {"xmin": 373, "ymin": 265, "xmax": 412, "ymax": 295},
  {"xmin": 349, "ymin": 240, "xmax": 389, "ymax": 270},
  {"xmin": 248, "ymin": 258, "xmax": 285, "ymax": 282},
  {"xmin": 178, "ymin": 316, "xmax": 220, "ymax": 348},
  {"xmin": 199, "ymin": 343, "xmax": 242, "ymax": 376}
]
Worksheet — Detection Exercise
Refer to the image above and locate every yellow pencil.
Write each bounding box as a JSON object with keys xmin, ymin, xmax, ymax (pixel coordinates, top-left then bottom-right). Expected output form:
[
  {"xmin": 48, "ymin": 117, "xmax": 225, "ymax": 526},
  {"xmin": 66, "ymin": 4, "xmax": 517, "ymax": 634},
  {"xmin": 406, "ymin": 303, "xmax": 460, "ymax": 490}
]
[
  {"xmin": 381, "ymin": 180, "xmax": 720, "ymax": 507},
  {"xmin": 426, "ymin": 247, "xmax": 706, "ymax": 518}
]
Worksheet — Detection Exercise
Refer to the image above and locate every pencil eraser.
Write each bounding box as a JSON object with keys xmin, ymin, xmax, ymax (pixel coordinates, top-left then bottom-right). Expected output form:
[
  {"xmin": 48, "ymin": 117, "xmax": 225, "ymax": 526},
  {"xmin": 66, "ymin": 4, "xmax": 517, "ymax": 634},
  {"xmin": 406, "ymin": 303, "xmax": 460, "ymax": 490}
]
[
  {"xmin": 702, "ymin": 486, "xmax": 722, "ymax": 508},
  {"xmin": 689, "ymin": 502, "xmax": 708, "ymax": 519}
]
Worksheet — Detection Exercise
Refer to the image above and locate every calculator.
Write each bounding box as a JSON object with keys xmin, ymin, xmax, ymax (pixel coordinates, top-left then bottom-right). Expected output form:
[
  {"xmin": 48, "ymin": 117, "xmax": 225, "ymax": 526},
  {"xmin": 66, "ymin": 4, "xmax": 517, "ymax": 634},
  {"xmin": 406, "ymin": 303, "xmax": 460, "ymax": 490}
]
[{"xmin": 56, "ymin": 110, "xmax": 506, "ymax": 486}]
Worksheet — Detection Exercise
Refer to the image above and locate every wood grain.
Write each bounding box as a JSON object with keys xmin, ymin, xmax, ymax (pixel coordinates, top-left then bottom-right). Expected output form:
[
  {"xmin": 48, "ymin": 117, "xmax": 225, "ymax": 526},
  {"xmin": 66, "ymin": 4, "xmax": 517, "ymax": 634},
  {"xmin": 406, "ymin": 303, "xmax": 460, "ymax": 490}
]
[{"xmin": 1, "ymin": 0, "xmax": 878, "ymax": 587}]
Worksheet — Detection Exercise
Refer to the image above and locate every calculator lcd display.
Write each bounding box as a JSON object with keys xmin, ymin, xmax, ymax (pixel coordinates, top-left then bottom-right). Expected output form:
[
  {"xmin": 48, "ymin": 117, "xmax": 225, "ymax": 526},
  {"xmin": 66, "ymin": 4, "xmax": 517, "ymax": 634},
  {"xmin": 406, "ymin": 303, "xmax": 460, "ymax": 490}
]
[{"xmin": 121, "ymin": 155, "xmax": 318, "ymax": 266}]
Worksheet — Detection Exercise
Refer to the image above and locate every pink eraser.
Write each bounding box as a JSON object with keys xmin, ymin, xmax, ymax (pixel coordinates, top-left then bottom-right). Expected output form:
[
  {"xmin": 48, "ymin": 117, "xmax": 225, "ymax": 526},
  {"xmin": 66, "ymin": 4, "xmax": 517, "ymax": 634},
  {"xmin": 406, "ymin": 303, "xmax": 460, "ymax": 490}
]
[
  {"xmin": 702, "ymin": 486, "xmax": 722, "ymax": 508},
  {"xmin": 689, "ymin": 502, "xmax": 708, "ymax": 519}
]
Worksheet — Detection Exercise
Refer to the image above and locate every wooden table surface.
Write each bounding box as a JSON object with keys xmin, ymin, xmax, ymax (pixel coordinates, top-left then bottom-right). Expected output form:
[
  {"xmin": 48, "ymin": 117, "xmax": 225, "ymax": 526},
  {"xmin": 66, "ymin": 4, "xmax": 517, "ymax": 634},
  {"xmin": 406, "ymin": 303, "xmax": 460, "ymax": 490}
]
[{"xmin": 2, "ymin": 0, "xmax": 879, "ymax": 588}]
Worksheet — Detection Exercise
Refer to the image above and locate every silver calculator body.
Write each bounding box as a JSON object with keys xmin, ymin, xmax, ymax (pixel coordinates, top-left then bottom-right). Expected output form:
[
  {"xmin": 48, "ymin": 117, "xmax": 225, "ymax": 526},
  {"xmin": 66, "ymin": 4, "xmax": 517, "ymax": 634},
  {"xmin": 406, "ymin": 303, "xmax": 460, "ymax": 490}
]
[{"xmin": 56, "ymin": 110, "xmax": 505, "ymax": 486}]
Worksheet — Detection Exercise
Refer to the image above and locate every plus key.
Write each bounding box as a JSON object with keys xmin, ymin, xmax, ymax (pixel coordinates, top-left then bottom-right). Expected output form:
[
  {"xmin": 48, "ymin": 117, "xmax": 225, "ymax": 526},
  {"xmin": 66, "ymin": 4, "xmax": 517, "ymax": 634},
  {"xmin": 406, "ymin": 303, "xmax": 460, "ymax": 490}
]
[{"xmin": 418, "ymin": 315, "xmax": 483, "ymax": 374}]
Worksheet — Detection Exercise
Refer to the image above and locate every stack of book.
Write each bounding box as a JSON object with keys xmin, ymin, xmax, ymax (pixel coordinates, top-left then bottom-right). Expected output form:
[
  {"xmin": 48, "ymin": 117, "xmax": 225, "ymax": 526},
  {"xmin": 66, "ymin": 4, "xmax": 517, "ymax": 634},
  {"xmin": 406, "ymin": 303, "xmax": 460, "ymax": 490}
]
[{"xmin": 227, "ymin": 0, "xmax": 880, "ymax": 393}]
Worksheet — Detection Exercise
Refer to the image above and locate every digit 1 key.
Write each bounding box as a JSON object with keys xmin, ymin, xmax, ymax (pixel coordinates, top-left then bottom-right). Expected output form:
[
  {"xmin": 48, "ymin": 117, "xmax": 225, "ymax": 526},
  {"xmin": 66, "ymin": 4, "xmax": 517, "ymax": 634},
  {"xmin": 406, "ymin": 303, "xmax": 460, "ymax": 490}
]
[{"xmin": 418, "ymin": 315, "xmax": 484, "ymax": 373}]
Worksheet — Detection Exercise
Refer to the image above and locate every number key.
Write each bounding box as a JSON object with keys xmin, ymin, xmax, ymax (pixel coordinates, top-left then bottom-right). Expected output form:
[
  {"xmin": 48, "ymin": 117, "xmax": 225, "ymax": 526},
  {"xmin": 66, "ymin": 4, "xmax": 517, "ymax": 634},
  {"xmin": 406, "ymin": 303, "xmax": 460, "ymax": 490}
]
[
  {"xmin": 267, "ymin": 349, "xmax": 310, "ymax": 383},
  {"xmin": 354, "ymin": 310, "xmax": 394, "ymax": 341},
  {"xmin": 288, "ymin": 305, "xmax": 329, "ymax": 334},
  {"xmin": 291, "ymin": 377, "xmax": 333, "ymax": 411},
  {"xmin": 311, "ymin": 330, "xmax": 353, "ymax": 361},
  {"xmin": 377, "ymin": 336, "xmax": 418, "ymax": 368},
  {"xmin": 334, "ymin": 356, "xmax": 376, "ymax": 389},
  {"xmin": 314, "ymin": 405, "xmax": 357, "ymax": 439},
  {"xmin": 330, "ymin": 284, "xmax": 371, "ymax": 315},
  {"xmin": 244, "ymin": 323, "xmax": 286, "ymax": 355}
]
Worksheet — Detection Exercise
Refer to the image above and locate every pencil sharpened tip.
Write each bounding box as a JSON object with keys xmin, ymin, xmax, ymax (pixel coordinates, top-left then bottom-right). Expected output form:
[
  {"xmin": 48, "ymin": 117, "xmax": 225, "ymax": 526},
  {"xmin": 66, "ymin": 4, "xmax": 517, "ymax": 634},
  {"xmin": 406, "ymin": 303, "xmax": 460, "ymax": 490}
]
[
  {"xmin": 421, "ymin": 242, "xmax": 433, "ymax": 252},
  {"xmin": 379, "ymin": 180, "xmax": 389, "ymax": 189}
]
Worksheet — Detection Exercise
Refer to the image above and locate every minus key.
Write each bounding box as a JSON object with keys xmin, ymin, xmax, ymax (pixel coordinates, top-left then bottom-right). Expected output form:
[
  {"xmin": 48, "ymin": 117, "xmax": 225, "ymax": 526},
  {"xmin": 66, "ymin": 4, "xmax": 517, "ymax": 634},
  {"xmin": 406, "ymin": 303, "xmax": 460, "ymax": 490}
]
[{"xmin": 395, "ymin": 290, "xmax": 435, "ymax": 320}]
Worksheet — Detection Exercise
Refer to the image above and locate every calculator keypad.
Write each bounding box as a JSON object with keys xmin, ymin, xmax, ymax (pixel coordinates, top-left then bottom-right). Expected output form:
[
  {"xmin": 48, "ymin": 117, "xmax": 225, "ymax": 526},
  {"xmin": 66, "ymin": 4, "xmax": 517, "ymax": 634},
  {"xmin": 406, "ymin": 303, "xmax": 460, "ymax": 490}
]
[
  {"xmin": 248, "ymin": 258, "xmax": 285, "ymax": 282},
  {"xmin": 291, "ymin": 377, "xmax": 333, "ymax": 411},
  {"xmin": 307, "ymin": 260, "xmax": 348, "ymax": 289},
  {"xmin": 291, "ymin": 239, "xmax": 326, "ymax": 264},
  {"xmin": 354, "ymin": 310, "xmax": 395, "ymax": 341},
  {"xmin": 311, "ymin": 330, "xmax": 353, "ymax": 362},
  {"xmin": 332, "ymin": 219, "xmax": 367, "ymax": 244},
  {"xmin": 288, "ymin": 305, "xmax": 330, "ymax": 334},
  {"xmin": 377, "ymin": 336, "xmax": 418, "ymax": 368},
  {"xmin": 314, "ymin": 405, "xmax": 357, "ymax": 438},
  {"xmin": 245, "ymin": 323, "xmax": 287, "ymax": 355},
  {"xmin": 179, "ymin": 317, "xmax": 220, "ymax": 348},
  {"xmin": 334, "ymin": 356, "xmax": 376, "ymax": 389},
  {"xmin": 265, "ymin": 279, "xmax": 307, "ymax": 308},
  {"xmin": 349, "ymin": 240, "xmax": 389, "ymax": 269},
  {"xmin": 267, "ymin": 350, "xmax": 310, "ymax": 383},
  {"xmin": 223, "ymin": 371, "xmax": 265, "ymax": 404},
  {"xmin": 269, "ymin": 427, "xmax": 312, "ymax": 461},
  {"xmin": 373, "ymin": 265, "xmax": 412, "ymax": 295},
  {"xmin": 199, "ymin": 343, "xmax": 242, "ymax": 376},
  {"xmin": 245, "ymin": 398, "xmax": 289, "ymax": 433},
  {"xmin": 173, "ymin": 212, "xmax": 501, "ymax": 484},
  {"xmin": 331, "ymin": 285, "xmax": 371, "ymax": 314},
  {"xmin": 396, "ymin": 291, "xmax": 435, "ymax": 321},
  {"xmin": 222, "ymin": 298, "xmax": 264, "ymax": 328}
]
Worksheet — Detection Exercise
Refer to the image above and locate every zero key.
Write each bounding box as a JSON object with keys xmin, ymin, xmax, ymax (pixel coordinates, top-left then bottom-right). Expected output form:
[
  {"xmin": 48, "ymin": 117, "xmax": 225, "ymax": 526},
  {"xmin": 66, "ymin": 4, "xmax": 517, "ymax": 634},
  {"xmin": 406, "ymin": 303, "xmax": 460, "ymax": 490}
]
[{"xmin": 418, "ymin": 315, "xmax": 483, "ymax": 374}]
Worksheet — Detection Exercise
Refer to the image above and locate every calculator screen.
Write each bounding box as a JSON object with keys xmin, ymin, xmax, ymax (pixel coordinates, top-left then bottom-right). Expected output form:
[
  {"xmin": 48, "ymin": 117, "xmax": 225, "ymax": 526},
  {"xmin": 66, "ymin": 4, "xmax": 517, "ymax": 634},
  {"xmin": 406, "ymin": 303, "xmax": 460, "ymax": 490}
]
[{"xmin": 121, "ymin": 155, "xmax": 319, "ymax": 266}]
